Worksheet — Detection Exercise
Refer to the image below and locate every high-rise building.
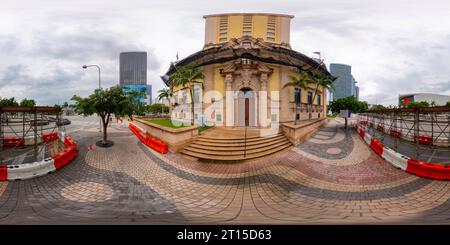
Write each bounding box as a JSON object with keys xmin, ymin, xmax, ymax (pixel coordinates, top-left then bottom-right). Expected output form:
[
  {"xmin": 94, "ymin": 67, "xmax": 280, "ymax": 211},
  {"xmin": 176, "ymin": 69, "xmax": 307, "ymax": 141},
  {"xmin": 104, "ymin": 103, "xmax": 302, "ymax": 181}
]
[
  {"xmin": 330, "ymin": 63, "xmax": 359, "ymax": 101},
  {"xmin": 354, "ymin": 86, "xmax": 359, "ymax": 101},
  {"xmin": 119, "ymin": 51, "xmax": 150, "ymax": 105},
  {"xmin": 119, "ymin": 52, "xmax": 147, "ymax": 86}
]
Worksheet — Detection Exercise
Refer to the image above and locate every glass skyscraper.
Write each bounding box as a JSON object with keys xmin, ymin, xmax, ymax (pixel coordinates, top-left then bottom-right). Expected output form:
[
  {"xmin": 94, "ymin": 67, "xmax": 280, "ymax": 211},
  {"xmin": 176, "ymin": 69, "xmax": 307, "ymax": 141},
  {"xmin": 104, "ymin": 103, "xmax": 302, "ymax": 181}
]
[
  {"xmin": 120, "ymin": 52, "xmax": 147, "ymax": 86},
  {"xmin": 330, "ymin": 63, "xmax": 359, "ymax": 101}
]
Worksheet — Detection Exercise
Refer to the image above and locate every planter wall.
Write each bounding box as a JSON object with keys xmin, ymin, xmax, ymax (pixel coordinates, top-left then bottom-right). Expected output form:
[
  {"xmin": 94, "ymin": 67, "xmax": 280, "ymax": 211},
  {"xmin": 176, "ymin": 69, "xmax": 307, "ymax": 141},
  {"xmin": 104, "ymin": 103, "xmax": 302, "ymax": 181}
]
[
  {"xmin": 133, "ymin": 118, "xmax": 199, "ymax": 152},
  {"xmin": 281, "ymin": 118, "xmax": 329, "ymax": 145}
]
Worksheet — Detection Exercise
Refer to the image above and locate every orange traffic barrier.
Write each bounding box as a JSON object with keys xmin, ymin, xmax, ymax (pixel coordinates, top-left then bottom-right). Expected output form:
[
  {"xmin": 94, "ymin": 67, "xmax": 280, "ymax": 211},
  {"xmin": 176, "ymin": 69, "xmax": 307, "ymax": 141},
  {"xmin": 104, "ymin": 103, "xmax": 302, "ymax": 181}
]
[
  {"xmin": 390, "ymin": 130, "xmax": 401, "ymax": 138},
  {"xmin": 415, "ymin": 135, "xmax": 433, "ymax": 145},
  {"xmin": 370, "ymin": 138, "xmax": 384, "ymax": 156},
  {"xmin": 406, "ymin": 159, "xmax": 450, "ymax": 180},
  {"xmin": 42, "ymin": 132, "xmax": 59, "ymax": 142},
  {"xmin": 54, "ymin": 146, "xmax": 77, "ymax": 170},
  {"xmin": 1, "ymin": 137, "xmax": 24, "ymax": 148},
  {"xmin": 0, "ymin": 164, "xmax": 7, "ymax": 181},
  {"xmin": 376, "ymin": 125, "xmax": 384, "ymax": 132}
]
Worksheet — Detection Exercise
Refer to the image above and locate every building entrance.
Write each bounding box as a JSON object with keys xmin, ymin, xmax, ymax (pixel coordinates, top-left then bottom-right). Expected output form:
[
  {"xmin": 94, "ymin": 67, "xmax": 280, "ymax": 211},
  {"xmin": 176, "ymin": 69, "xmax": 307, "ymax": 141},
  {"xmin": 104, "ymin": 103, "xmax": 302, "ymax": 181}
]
[{"xmin": 236, "ymin": 88, "xmax": 256, "ymax": 127}]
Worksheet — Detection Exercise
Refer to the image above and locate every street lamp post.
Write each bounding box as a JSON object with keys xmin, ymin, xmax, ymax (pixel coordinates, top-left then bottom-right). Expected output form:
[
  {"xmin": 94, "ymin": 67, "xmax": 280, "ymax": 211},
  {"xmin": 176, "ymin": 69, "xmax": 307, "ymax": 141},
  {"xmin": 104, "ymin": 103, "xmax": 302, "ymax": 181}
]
[{"xmin": 82, "ymin": 64, "xmax": 102, "ymax": 132}]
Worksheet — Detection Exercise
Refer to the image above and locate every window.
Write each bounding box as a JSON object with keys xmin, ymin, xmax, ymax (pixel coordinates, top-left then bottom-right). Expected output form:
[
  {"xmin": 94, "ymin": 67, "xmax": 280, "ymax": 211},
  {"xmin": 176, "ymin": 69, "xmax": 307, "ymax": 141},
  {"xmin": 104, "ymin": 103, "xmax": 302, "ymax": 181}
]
[
  {"xmin": 194, "ymin": 86, "xmax": 200, "ymax": 103},
  {"xmin": 266, "ymin": 16, "xmax": 276, "ymax": 42},
  {"xmin": 307, "ymin": 91, "xmax": 313, "ymax": 104},
  {"xmin": 296, "ymin": 113, "xmax": 300, "ymax": 120},
  {"xmin": 241, "ymin": 58, "xmax": 251, "ymax": 65},
  {"xmin": 271, "ymin": 114, "xmax": 278, "ymax": 122},
  {"xmin": 243, "ymin": 15, "xmax": 252, "ymax": 35},
  {"xmin": 295, "ymin": 88, "xmax": 301, "ymax": 105},
  {"xmin": 182, "ymin": 91, "xmax": 187, "ymax": 104},
  {"xmin": 216, "ymin": 114, "xmax": 222, "ymax": 122},
  {"xmin": 194, "ymin": 113, "xmax": 198, "ymax": 120},
  {"xmin": 173, "ymin": 95, "xmax": 178, "ymax": 104},
  {"xmin": 317, "ymin": 94, "xmax": 321, "ymax": 106},
  {"xmin": 242, "ymin": 42, "xmax": 251, "ymax": 48},
  {"xmin": 219, "ymin": 16, "xmax": 228, "ymax": 42}
]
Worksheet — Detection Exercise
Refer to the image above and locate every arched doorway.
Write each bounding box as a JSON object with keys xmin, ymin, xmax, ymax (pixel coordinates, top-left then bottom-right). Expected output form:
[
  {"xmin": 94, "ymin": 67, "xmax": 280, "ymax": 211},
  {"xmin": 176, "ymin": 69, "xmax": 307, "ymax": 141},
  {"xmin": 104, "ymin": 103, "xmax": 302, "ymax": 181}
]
[{"xmin": 236, "ymin": 88, "xmax": 256, "ymax": 127}]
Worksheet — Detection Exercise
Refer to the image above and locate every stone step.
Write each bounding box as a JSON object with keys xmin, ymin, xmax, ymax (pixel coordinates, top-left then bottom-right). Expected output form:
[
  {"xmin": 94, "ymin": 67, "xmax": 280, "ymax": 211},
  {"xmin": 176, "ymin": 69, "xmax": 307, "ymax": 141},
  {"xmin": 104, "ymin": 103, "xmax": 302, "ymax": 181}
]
[
  {"xmin": 180, "ymin": 143, "xmax": 292, "ymax": 161},
  {"xmin": 192, "ymin": 135, "xmax": 287, "ymax": 147},
  {"xmin": 183, "ymin": 141, "xmax": 292, "ymax": 156},
  {"xmin": 188, "ymin": 137, "xmax": 289, "ymax": 151},
  {"xmin": 196, "ymin": 133, "xmax": 283, "ymax": 143},
  {"xmin": 197, "ymin": 132, "xmax": 283, "ymax": 141}
]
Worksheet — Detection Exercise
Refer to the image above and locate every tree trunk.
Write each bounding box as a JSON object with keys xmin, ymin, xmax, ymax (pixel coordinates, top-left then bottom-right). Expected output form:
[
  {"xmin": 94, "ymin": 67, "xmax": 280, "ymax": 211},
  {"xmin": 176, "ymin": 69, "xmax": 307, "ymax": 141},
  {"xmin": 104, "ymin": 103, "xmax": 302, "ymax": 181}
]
[
  {"xmin": 168, "ymin": 96, "xmax": 172, "ymax": 115},
  {"xmin": 345, "ymin": 117, "xmax": 348, "ymax": 129},
  {"xmin": 189, "ymin": 89, "xmax": 194, "ymax": 126},
  {"xmin": 310, "ymin": 84, "xmax": 319, "ymax": 121},
  {"xmin": 102, "ymin": 114, "xmax": 110, "ymax": 144}
]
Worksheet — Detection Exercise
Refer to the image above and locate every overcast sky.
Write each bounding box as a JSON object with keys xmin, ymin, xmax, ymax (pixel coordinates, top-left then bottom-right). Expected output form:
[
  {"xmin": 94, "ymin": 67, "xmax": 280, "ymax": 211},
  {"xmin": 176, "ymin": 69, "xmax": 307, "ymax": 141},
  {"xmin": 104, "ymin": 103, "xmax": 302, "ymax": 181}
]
[{"xmin": 1, "ymin": 0, "xmax": 449, "ymax": 105}]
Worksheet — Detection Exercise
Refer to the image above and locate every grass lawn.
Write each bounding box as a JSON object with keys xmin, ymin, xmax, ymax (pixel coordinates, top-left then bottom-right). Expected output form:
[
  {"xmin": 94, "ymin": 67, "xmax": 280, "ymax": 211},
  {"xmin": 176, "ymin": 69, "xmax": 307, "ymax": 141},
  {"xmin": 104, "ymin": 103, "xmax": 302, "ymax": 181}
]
[
  {"xmin": 147, "ymin": 119, "xmax": 186, "ymax": 128},
  {"xmin": 147, "ymin": 118, "xmax": 213, "ymax": 133}
]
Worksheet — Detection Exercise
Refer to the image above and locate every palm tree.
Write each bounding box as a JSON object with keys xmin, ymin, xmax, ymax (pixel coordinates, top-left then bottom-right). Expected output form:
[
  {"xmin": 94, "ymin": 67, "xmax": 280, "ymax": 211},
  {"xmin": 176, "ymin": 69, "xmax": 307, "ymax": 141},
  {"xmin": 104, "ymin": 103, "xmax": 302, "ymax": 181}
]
[
  {"xmin": 283, "ymin": 70, "xmax": 313, "ymax": 125},
  {"xmin": 157, "ymin": 88, "xmax": 173, "ymax": 113},
  {"xmin": 169, "ymin": 63, "xmax": 204, "ymax": 126},
  {"xmin": 309, "ymin": 71, "xmax": 334, "ymax": 120}
]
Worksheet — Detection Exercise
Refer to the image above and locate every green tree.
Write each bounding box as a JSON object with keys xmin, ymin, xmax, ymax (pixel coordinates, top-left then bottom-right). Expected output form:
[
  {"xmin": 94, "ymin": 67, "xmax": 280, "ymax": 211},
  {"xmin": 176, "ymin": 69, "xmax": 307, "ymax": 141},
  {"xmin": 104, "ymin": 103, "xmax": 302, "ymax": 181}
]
[
  {"xmin": 169, "ymin": 63, "xmax": 204, "ymax": 125},
  {"xmin": 126, "ymin": 90, "xmax": 146, "ymax": 116},
  {"xmin": 53, "ymin": 104, "xmax": 62, "ymax": 110},
  {"xmin": 446, "ymin": 100, "xmax": 450, "ymax": 107},
  {"xmin": 157, "ymin": 88, "xmax": 173, "ymax": 112},
  {"xmin": 19, "ymin": 98, "xmax": 36, "ymax": 107},
  {"xmin": 329, "ymin": 96, "xmax": 368, "ymax": 128},
  {"xmin": 329, "ymin": 96, "xmax": 368, "ymax": 114},
  {"xmin": 309, "ymin": 70, "xmax": 334, "ymax": 119},
  {"xmin": 146, "ymin": 103, "xmax": 169, "ymax": 114},
  {"xmin": 0, "ymin": 97, "xmax": 19, "ymax": 106},
  {"xmin": 369, "ymin": 104, "xmax": 387, "ymax": 111},
  {"xmin": 283, "ymin": 70, "xmax": 313, "ymax": 124},
  {"xmin": 407, "ymin": 101, "xmax": 429, "ymax": 109},
  {"xmin": 71, "ymin": 86, "xmax": 135, "ymax": 146}
]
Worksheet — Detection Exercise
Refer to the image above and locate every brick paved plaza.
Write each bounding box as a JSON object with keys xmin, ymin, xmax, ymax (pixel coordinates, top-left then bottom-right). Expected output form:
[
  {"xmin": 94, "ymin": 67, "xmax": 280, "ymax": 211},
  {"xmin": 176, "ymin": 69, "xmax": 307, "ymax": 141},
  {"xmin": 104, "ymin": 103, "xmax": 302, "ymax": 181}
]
[{"xmin": 1, "ymin": 118, "xmax": 450, "ymax": 224}]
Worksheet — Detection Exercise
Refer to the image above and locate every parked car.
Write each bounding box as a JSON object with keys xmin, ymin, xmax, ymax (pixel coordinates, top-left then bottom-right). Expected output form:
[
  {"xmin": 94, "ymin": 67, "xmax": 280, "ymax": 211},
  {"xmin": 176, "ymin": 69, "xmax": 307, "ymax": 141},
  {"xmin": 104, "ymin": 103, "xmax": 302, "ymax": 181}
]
[
  {"xmin": 30, "ymin": 119, "xmax": 49, "ymax": 126},
  {"xmin": 56, "ymin": 118, "xmax": 71, "ymax": 126}
]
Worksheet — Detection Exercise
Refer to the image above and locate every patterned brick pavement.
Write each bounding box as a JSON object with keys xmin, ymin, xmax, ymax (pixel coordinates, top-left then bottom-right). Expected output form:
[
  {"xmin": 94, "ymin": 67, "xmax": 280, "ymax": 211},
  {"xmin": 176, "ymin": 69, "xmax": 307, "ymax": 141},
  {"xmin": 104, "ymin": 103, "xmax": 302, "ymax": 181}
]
[{"xmin": 1, "ymin": 119, "xmax": 450, "ymax": 224}]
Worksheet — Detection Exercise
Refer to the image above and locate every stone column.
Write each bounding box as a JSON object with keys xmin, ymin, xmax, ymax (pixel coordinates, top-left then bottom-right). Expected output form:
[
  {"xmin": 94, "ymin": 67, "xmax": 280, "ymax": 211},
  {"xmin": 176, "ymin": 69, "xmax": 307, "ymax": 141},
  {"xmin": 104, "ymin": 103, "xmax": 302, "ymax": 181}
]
[
  {"xmin": 225, "ymin": 74, "xmax": 234, "ymax": 127},
  {"xmin": 259, "ymin": 73, "xmax": 269, "ymax": 128}
]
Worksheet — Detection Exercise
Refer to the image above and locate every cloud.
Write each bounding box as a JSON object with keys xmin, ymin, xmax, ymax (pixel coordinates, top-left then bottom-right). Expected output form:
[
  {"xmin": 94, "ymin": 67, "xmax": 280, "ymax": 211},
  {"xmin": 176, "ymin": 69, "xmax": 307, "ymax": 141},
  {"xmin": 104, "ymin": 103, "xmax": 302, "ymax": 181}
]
[{"xmin": 0, "ymin": 0, "xmax": 450, "ymax": 106}]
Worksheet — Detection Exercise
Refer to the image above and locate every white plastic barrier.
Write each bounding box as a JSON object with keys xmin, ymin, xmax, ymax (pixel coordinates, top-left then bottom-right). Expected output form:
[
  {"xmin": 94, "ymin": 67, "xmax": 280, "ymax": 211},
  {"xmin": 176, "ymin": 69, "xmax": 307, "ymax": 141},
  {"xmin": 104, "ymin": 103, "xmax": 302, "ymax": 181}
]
[
  {"xmin": 7, "ymin": 158, "xmax": 56, "ymax": 180},
  {"xmin": 59, "ymin": 131, "xmax": 65, "ymax": 143},
  {"xmin": 382, "ymin": 147, "xmax": 409, "ymax": 170},
  {"xmin": 24, "ymin": 136, "xmax": 42, "ymax": 146},
  {"xmin": 133, "ymin": 123, "xmax": 147, "ymax": 134},
  {"xmin": 364, "ymin": 132, "xmax": 372, "ymax": 145}
]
